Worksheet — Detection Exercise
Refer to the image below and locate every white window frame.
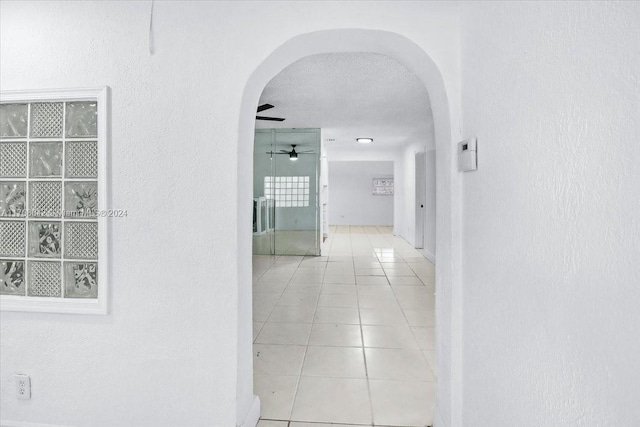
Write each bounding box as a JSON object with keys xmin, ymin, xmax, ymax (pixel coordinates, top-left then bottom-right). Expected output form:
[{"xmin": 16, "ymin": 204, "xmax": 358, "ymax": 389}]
[
  {"xmin": 0, "ymin": 87, "xmax": 110, "ymax": 314},
  {"xmin": 264, "ymin": 175, "xmax": 311, "ymax": 207}
]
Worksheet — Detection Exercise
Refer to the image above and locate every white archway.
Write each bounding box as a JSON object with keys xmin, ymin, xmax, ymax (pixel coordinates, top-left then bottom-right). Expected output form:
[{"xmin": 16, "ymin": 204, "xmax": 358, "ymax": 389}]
[{"xmin": 236, "ymin": 29, "xmax": 462, "ymax": 427}]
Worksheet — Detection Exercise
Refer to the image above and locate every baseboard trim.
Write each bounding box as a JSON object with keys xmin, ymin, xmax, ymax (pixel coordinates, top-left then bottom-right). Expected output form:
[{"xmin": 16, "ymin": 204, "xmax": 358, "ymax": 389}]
[
  {"xmin": 1, "ymin": 421, "xmax": 72, "ymax": 427},
  {"xmin": 238, "ymin": 395, "xmax": 261, "ymax": 427},
  {"xmin": 424, "ymin": 248, "xmax": 436, "ymax": 264},
  {"xmin": 432, "ymin": 404, "xmax": 446, "ymax": 427}
]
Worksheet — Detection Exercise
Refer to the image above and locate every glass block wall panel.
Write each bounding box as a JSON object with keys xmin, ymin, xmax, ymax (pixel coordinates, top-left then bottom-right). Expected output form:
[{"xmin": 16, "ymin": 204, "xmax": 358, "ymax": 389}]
[
  {"xmin": 30, "ymin": 102, "xmax": 63, "ymax": 138},
  {"xmin": 30, "ymin": 142, "xmax": 63, "ymax": 177},
  {"xmin": 1, "ymin": 260, "xmax": 26, "ymax": 295},
  {"xmin": 29, "ymin": 181, "xmax": 62, "ymax": 218},
  {"xmin": 1, "ymin": 95, "xmax": 103, "ymax": 306},
  {"xmin": 28, "ymin": 221, "xmax": 62, "ymax": 258},
  {"xmin": 264, "ymin": 176, "xmax": 310, "ymax": 207},
  {"xmin": 64, "ymin": 182, "xmax": 97, "ymax": 218},
  {"xmin": 64, "ymin": 262, "xmax": 97, "ymax": 298},
  {"xmin": 64, "ymin": 222, "xmax": 98, "ymax": 259},
  {"xmin": 66, "ymin": 102, "xmax": 97, "ymax": 137},
  {"xmin": 0, "ymin": 182, "xmax": 26, "ymax": 217},
  {"xmin": 0, "ymin": 221, "xmax": 26, "ymax": 257},
  {"xmin": 0, "ymin": 104, "xmax": 28, "ymax": 138},
  {"xmin": 65, "ymin": 141, "xmax": 98, "ymax": 178},
  {"xmin": 0, "ymin": 142, "xmax": 27, "ymax": 177},
  {"xmin": 27, "ymin": 261, "xmax": 61, "ymax": 297}
]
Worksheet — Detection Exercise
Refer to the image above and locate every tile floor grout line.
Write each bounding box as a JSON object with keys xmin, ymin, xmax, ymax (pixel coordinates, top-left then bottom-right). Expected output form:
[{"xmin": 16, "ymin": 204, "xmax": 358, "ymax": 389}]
[
  {"xmin": 384, "ymin": 252, "xmax": 436, "ymax": 370},
  {"xmin": 256, "ymin": 227, "xmax": 436, "ymax": 425},
  {"xmin": 263, "ymin": 255, "xmax": 305, "ymax": 322},
  {"xmin": 365, "ymin": 228, "xmax": 396, "ymax": 426},
  {"xmin": 351, "ymin": 246, "xmax": 376, "ymax": 427},
  {"xmin": 370, "ymin": 228, "xmax": 434, "ymax": 424},
  {"xmin": 252, "ymin": 255, "xmax": 280, "ymax": 341},
  {"xmin": 286, "ymin": 255, "xmax": 325, "ymax": 421}
]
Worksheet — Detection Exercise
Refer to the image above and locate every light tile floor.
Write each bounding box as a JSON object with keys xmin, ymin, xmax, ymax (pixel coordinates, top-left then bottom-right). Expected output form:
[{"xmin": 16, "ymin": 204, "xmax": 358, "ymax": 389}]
[
  {"xmin": 253, "ymin": 225, "xmax": 436, "ymax": 427},
  {"xmin": 254, "ymin": 230, "xmax": 319, "ymax": 256}
]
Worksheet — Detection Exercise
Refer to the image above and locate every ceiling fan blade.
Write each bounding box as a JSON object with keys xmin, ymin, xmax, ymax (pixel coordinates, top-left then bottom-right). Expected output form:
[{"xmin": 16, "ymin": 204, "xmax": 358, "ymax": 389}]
[
  {"xmin": 265, "ymin": 151, "xmax": 291, "ymax": 156},
  {"xmin": 256, "ymin": 116, "xmax": 285, "ymax": 121},
  {"xmin": 297, "ymin": 150, "xmax": 315, "ymax": 153},
  {"xmin": 257, "ymin": 104, "xmax": 274, "ymax": 112}
]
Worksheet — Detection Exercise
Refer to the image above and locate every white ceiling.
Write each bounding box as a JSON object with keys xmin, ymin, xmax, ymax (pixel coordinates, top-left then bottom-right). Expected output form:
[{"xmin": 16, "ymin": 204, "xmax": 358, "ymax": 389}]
[{"xmin": 256, "ymin": 53, "xmax": 433, "ymax": 149}]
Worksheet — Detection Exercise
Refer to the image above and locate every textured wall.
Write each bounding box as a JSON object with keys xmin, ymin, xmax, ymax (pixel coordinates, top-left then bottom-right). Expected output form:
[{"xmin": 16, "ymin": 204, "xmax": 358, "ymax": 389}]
[
  {"xmin": 0, "ymin": 2, "xmax": 239, "ymax": 426},
  {"xmin": 424, "ymin": 150, "xmax": 436, "ymax": 261},
  {"xmin": 0, "ymin": 2, "xmax": 461, "ymax": 426},
  {"xmin": 8, "ymin": 2, "xmax": 637, "ymax": 426},
  {"xmin": 460, "ymin": 2, "xmax": 640, "ymax": 425}
]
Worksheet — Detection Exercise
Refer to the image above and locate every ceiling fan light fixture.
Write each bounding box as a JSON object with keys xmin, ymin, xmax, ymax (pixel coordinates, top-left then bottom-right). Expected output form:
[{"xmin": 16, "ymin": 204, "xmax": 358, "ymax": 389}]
[
  {"xmin": 289, "ymin": 152, "xmax": 298, "ymax": 160},
  {"xmin": 356, "ymin": 138, "xmax": 373, "ymax": 144}
]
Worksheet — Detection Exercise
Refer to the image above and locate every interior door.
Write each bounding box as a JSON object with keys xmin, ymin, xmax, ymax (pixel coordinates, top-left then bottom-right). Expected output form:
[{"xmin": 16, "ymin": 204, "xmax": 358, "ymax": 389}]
[{"xmin": 415, "ymin": 152, "xmax": 426, "ymax": 249}]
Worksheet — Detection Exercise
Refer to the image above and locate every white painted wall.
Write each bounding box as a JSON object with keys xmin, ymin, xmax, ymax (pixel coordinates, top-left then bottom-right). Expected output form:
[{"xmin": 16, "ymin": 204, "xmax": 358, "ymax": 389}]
[
  {"xmin": 460, "ymin": 2, "xmax": 640, "ymax": 426},
  {"xmin": 424, "ymin": 150, "xmax": 436, "ymax": 262},
  {"xmin": 326, "ymin": 146, "xmax": 402, "ymax": 232},
  {"xmin": 328, "ymin": 161, "xmax": 394, "ymax": 226},
  {"xmin": 325, "ymin": 146, "xmax": 409, "ymax": 235},
  {"xmin": 1, "ymin": 3, "xmax": 238, "ymax": 426},
  {"xmin": 10, "ymin": 2, "xmax": 636, "ymax": 427},
  {"xmin": 0, "ymin": 2, "xmax": 462, "ymax": 427}
]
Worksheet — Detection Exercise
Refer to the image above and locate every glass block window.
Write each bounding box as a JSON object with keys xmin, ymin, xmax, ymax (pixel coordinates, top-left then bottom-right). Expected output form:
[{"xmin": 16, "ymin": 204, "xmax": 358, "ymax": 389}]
[
  {"xmin": 264, "ymin": 176, "xmax": 310, "ymax": 207},
  {"xmin": 372, "ymin": 178, "xmax": 394, "ymax": 195},
  {"xmin": 0, "ymin": 88, "xmax": 108, "ymax": 314}
]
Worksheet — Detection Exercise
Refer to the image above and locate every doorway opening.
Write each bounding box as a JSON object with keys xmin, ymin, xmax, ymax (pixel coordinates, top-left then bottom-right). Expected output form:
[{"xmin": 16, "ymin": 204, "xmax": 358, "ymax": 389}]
[
  {"xmin": 236, "ymin": 29, "xmax": 460, "ymax": 427},
  {"xmin": 250, "ymin": 51, "xmax": 438, "ymax": 424}
]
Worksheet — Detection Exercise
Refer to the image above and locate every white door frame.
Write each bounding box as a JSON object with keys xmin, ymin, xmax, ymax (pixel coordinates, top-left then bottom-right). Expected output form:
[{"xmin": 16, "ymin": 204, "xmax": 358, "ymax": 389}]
[{"xmin": 415, "ymin": 151, "xmax": 427, "ymax": 250}]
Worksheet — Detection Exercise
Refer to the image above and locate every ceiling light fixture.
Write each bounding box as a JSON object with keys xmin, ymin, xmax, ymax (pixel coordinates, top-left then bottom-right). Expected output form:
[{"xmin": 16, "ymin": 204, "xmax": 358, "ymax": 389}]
[
  {"xmin": 356, "ymin": 138, "xmax": 373, "ymax": 144},
  {"xmin": 289, "ymin": 151, "xmax": 298, "ymax": 160}
]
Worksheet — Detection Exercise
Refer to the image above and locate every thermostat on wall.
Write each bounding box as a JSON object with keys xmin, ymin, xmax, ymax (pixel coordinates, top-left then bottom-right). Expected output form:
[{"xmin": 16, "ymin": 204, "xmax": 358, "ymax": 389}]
[{"xmin": 458, "ymin": 138, "xmax": 477, "ymax": 172}]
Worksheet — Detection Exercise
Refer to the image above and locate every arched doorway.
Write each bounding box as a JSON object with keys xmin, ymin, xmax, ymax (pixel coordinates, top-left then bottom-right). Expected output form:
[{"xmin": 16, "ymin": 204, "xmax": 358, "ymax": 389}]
[{"xmin": 237, "ymin": 29, "xmax": 462, "ymax": 427}]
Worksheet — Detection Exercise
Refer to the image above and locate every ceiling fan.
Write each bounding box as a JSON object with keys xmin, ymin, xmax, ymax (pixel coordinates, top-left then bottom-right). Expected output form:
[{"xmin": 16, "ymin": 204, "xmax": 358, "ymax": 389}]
[
  {"xmin": 256, "ymin": 104, "xmax": 285, "ymax": 122},
  {"xmin": 266, "ymin": 144, "xmax": 316, "ymax": 161}
]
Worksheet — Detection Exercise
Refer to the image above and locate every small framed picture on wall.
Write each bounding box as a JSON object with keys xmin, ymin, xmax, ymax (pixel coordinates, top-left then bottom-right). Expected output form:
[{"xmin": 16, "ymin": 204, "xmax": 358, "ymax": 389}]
[{"xmin": 373, "ymin": 178, "xmax": 394, "ymax": 195}]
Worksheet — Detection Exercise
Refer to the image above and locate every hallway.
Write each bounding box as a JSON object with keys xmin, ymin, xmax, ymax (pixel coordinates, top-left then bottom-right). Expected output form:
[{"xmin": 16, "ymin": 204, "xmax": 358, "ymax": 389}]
[{"xmin": 253, "ymin": 226, "xmax": 436, "ymax": 426}]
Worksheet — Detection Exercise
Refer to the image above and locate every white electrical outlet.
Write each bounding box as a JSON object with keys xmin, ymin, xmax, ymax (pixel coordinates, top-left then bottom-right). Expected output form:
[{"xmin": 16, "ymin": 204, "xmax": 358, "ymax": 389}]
[{"xmin": 15, "ymin": 374, "xmax": 31, "ymax": 400}]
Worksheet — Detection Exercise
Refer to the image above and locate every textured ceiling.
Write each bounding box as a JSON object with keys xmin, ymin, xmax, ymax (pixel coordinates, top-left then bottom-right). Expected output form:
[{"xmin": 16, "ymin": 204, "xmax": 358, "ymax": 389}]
[{"xmin": 256, "ymin": 53, "xmax": 433, "ymax": 148}]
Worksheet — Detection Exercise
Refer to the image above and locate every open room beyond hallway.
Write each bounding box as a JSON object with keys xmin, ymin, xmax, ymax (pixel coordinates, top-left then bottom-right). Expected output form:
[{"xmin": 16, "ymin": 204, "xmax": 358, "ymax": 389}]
[{"xmin": 252, "ymin": 226, "xmax": 436, "ymax": 426}]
